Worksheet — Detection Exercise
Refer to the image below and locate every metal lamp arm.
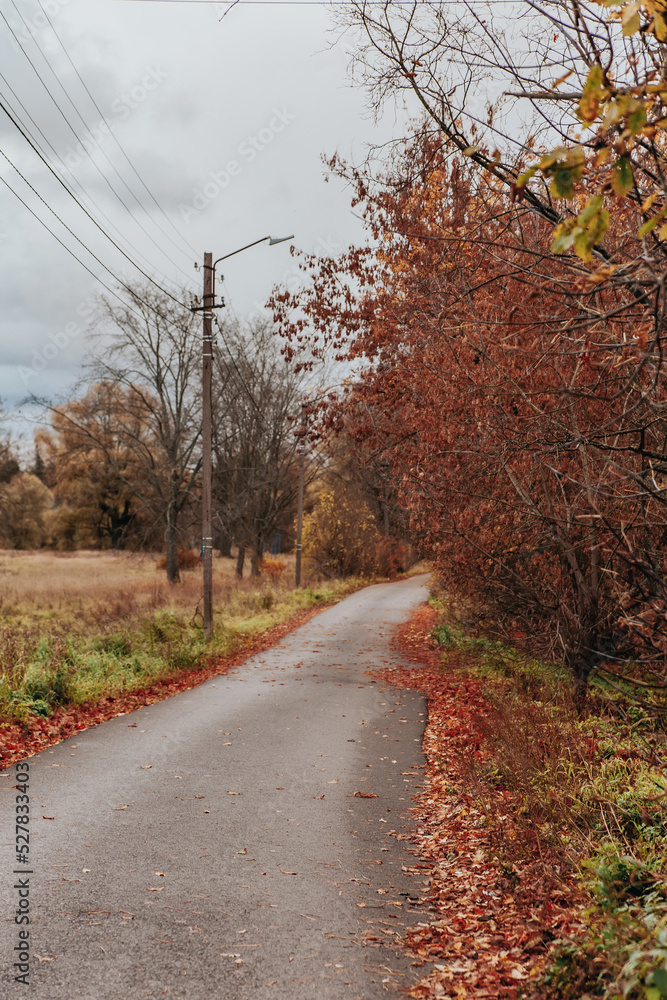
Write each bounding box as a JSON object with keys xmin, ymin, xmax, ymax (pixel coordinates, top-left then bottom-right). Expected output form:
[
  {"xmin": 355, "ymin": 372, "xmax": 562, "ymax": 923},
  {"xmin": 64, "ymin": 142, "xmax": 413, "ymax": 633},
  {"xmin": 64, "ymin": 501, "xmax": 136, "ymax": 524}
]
[{"xmin": 205, "ymin": 234, "xmax": 293, "ymax": 304}]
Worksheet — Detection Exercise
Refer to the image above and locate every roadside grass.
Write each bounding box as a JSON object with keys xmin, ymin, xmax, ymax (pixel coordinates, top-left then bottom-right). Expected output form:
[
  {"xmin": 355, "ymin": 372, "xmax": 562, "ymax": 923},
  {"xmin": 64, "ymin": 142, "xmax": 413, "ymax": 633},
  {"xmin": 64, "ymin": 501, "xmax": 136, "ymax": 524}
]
[
  {"xmin": 0, "ymin": 550, "xmax": 370, "ymax": 725},
  {"xmin": 428, "ymin": 593, "xmax": 667, "ymax": 1000}
]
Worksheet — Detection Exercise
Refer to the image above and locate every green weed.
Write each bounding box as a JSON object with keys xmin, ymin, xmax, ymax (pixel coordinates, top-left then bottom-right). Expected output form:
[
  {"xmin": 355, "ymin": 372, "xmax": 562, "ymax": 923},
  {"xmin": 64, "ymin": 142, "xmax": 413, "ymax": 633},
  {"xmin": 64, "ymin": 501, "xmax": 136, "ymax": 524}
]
[{"xmin": 0, "ymin": 575, "xmax": 371, "ymax": 725}]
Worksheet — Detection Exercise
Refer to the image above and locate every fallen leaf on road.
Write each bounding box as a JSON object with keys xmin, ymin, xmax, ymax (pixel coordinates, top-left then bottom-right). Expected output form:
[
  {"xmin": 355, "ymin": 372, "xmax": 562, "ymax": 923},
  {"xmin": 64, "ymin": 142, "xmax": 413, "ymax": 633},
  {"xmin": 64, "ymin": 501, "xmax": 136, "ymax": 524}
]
[
  {"xmin": 280, "ymin": 870, "xmax": 298, "ymax": 875},
  {"xmin": 43, "ymin": 816, "xmax": 54, "ymax": 820},
  {"xmin": 236, "ymin": 848, "xmax": 247, "ymax": 855},
  {"xmin": 351, "ymin": 791, "xmax": 379, "ymax": 798},
  {"xmin": 146, "ymin": 887, "xmax": 163, "ymax": 892},
  {"xmin": 327, "ymin": 779, "xmax": 339, "ymax": 784},
  {"xmin": 113, "ymin": 805, "xmax": 129, "ymax": 810},
  {"xmin": 227, "ymin": 791, "xmax": 242, "ymax": 795},
  {"xmin": 140, "ymin": 765, "xmax": 152, "ymax": 769}
]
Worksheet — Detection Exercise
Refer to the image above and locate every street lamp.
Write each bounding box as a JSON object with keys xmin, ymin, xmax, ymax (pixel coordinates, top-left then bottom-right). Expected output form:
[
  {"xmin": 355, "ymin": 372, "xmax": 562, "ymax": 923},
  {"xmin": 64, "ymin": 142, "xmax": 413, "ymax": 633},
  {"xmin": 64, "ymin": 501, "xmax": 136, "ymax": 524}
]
[{"xmin": 193, "ymin": 234, "xmax": 294, "ymax": 642}]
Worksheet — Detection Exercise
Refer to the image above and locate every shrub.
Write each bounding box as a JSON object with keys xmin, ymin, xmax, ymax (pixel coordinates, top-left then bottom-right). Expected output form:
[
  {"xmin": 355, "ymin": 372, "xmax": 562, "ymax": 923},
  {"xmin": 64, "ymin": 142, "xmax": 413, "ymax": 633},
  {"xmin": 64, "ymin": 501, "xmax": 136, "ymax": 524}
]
[
  {"xmin": 375, "ymin": 536, "xmax": 413, "ymax": 577},
  {"xmin": 157, "ymin": 548, "xmax": 200, "ymax": 572},
  {"xmin": 258, "ymin": 557, "xmax": 286, "ymax": 581},
  {"xmin": 303, "ymin": 486, "xmax": 384, "ymax": 578}
]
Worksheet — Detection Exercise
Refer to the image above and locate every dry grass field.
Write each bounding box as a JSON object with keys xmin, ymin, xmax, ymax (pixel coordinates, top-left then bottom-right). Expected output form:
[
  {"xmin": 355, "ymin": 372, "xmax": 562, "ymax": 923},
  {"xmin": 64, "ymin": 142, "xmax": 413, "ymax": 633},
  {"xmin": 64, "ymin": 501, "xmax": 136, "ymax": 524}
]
[{"xmin": 0, "ymin": 549, "xmax": 289, "ymax": 618}]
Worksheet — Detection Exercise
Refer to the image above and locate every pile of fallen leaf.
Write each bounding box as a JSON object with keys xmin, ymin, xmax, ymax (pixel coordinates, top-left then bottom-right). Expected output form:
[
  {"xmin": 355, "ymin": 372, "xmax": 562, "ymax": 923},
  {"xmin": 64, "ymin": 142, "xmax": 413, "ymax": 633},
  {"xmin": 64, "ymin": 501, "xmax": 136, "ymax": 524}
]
[
  {"xmin": 374, "ymin": 605, "xmax": 586, "ymax": 999},
  {"xmin": 0, "ymin": 603, "xmax": 329, "ymax": 769}
]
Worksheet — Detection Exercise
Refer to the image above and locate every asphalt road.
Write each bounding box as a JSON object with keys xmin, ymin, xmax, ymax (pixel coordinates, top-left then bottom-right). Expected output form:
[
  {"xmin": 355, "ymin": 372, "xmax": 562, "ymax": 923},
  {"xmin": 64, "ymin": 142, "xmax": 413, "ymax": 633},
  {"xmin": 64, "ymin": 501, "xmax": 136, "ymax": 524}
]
[{"xmin": 1, "ymin": 574, "xmax": 432, "ymax": 999}]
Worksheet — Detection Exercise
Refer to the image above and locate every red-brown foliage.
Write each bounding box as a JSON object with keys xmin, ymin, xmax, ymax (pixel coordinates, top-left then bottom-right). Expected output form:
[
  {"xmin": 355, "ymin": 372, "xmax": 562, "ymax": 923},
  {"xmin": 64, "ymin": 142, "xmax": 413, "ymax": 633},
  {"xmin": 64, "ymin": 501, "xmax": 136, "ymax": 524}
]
[
  {"xmin": 156, "ymin": 547, "xmax": 200, "ymax": 572},
  {"xmin": 273, "ymin": 135, "xmax": 667, "ymax": 703}
]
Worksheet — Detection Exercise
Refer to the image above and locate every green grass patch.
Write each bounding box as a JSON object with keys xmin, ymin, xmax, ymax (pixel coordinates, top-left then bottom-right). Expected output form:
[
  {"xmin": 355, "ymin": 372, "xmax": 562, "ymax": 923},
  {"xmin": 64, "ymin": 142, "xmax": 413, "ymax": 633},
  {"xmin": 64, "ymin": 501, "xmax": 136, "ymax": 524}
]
[{"xmin": 0, "ymin": 576, "xmax": 369, "ymax": 725}]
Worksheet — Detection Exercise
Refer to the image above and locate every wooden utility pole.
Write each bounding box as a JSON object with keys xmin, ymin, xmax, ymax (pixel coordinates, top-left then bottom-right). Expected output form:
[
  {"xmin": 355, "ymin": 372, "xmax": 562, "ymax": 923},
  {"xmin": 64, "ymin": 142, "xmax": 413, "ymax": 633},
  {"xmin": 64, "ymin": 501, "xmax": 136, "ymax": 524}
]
[
  {"xmin": 202, "ymin": 252, "xmax": 213, "ymax": 641},
  {"xmin": 193, "ymin": 236, "xmax": 294, "ymax": 637},
  {"xmin": 295, "ymin": 402, "xmax": 306, "ymax": 588}
]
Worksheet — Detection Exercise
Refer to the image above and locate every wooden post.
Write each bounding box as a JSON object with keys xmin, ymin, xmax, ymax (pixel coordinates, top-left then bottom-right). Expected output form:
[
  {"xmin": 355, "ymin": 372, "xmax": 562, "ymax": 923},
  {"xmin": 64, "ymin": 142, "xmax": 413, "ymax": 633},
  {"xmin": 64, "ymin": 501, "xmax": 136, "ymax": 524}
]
[
  {"xmin": 202, "ymin": 251, "xmax": 213, "ymax": 641},
  {"xmin": 295, "ymin": 402, "xmax": 305, "ymax": 588}
]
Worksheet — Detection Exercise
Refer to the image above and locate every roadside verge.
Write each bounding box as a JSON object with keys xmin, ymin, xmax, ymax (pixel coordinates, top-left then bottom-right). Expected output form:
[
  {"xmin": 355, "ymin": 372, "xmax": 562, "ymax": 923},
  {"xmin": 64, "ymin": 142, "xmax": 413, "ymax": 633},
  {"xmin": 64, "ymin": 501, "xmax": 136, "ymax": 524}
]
[
  {"xmin": 374, "ymin": 604, "xmax": 585, "ymax": 999},
  {"xmin": 0, "ymin": 595, "xmax": 343, "ymax": 769}
]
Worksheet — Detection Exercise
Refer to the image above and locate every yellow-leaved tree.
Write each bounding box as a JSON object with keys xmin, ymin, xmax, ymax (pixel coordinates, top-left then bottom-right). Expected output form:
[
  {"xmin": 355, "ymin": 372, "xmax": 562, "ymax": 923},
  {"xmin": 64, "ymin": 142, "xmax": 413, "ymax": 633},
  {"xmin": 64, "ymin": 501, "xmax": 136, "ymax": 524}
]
[{"xmin": 302, "ymin": 485, "xmax": 383, "ymax": 579}]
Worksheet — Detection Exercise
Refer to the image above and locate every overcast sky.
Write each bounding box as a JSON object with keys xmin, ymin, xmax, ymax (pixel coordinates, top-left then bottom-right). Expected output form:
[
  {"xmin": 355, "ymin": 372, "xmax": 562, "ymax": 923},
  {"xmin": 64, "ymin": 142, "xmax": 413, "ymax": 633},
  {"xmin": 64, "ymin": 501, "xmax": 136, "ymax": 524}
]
[{"xmin": 0, "ymin": 0, "xmax": 407, "ymax": 436}]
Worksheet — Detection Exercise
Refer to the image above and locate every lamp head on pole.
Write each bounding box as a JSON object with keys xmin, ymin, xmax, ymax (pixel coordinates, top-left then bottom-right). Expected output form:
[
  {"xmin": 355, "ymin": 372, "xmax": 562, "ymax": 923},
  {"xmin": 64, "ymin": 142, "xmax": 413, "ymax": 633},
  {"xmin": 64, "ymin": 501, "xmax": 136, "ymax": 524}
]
[{"xmin": 268, "ymin": 235, "xmax": 294, "ymax": 246}]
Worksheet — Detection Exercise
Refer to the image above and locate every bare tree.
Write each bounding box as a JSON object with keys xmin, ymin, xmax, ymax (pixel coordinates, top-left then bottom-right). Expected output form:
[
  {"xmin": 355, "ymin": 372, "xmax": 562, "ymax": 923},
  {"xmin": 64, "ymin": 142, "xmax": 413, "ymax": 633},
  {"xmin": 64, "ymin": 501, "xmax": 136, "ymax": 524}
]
[
  {"xmin": 335, "ymin": 1, "xmax": 667, "ymax": 268},
  {"xmin": 211, "ymin": 317, "xmax": 313, "ymax": 575},
  {"xmin": 85, "ymin": 284, "xmax": 201, "ymax": 583}
]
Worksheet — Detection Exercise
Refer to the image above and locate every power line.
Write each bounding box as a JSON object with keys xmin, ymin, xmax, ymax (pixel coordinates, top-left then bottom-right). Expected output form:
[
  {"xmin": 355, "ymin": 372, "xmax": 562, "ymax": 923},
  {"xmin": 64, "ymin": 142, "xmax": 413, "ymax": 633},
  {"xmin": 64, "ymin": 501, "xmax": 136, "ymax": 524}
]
[
  {"xmin": 0, "ymin": 170, "xmax": 139, "ymax": 315},
  {"xmin": 0, "ymin": 94, "xmax": 188, "ymax": 310},
  {"xmin": 1, "ymin": 147, "xmax": 199, "ymax": 361},
  {"xmin": 0, "ymin": 26, "xmax": 175, "ymax": 287},
  {"xmin": 35, "ymin": 0, "xmax": 198, "ymax": 262},
  {"xmin": 6, "ymin": 2, "xmax": 193, "ymax": 284},
  {"xmin": 0, "ymin": 147, "xmax": 149, "ymax": 301},
  {"xmin": 1, "ymin": 162, "xmax": 199, "ymax": 387},
  {"xmin": 0, "ymin": 74, "xmax": 171, "ymax": 285}
]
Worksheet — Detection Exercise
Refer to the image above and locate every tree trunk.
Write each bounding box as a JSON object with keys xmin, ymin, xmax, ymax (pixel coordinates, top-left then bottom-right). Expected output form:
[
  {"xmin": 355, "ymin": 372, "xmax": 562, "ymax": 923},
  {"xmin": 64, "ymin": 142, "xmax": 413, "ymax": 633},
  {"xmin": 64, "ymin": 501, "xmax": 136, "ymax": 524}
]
[
  {"xmin": 217, "ymin": 531, "xmax": 232, "ymax": 559},
  {"xmin": 251, "ymin": 535, "xmax": 263, "ymax": 577},
  {"xmin": 235, "ymin": 545, "xmax": 245, "ymax": 578},
  {"xmin": 165, "ymin": 526, "xmax": 180, "ymax": 583},
  {"xmin": 105, "ymin": 499, "xmax": 134, "ymax": 550},
  {"xmin": 165, "ymin": 473, "xmax": 180, "ymax": 584}
]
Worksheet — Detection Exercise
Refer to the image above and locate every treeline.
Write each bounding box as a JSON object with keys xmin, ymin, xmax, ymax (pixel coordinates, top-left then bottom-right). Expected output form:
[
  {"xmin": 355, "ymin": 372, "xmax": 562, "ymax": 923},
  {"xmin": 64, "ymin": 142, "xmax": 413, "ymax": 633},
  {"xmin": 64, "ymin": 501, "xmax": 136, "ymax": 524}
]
[
  {"xmin": 272, "ymin": 2, "xmax": 667, "ymax": 711},
  {"xmin": 2, "ymin": 286, "xmax": 413, "ymax": 583},
  {"xmin": 1, "ymin": 296, "xmax": 311, "ymax": 582}
]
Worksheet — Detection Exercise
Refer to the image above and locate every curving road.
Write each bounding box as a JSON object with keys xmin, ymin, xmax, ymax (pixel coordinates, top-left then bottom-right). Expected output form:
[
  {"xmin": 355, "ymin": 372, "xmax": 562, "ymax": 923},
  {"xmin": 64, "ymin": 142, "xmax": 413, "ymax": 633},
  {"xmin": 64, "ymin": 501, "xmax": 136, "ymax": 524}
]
[{"xmin": 1, "ymin": 575, "xmax": 431, "ymax": 999}]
